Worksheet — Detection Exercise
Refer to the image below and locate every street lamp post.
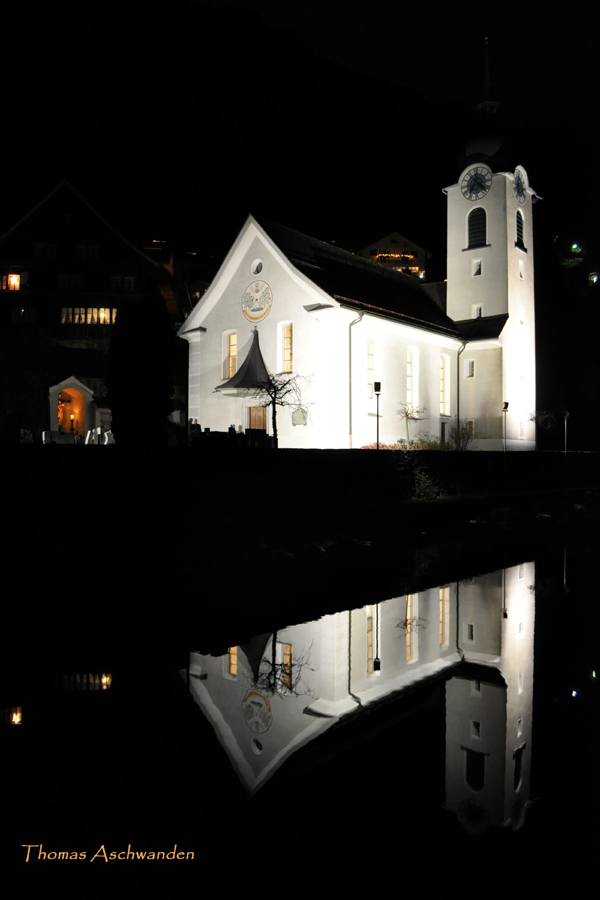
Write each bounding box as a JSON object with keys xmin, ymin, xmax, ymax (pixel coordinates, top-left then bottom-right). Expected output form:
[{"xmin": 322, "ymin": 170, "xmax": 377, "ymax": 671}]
[{"xmin": 375, "ymin": 382, "xmax": 381, "ymax": 449}]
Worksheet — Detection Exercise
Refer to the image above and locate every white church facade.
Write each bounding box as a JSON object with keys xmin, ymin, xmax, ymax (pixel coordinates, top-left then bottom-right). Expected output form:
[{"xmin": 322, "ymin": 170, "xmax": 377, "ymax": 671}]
[{"xmin": 178, "ymin": 162, "xmax": 538, "ymax": 450}]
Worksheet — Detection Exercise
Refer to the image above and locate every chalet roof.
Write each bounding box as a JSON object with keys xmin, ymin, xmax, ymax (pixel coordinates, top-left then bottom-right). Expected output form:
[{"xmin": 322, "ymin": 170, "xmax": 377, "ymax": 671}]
[
  {"xmin": 0, "ymin": 180, "xmax": 160, "ymax": 270},
  {"xmin": 215, "ymin": 327, "xmax": 270, "ymax": 392},
  {"xmin": 454, "ymin": 314, "xmax": 508, "ymax": 341},
  {"xmin": 255, "ymin": 216, "xmax": 459, "ymax": 339}
]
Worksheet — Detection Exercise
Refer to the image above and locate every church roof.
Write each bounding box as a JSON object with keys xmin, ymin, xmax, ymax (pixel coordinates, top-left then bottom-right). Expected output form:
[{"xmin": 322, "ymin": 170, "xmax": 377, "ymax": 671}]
[
  {"xmin": 255, "ymin": 216, "xmax": 459, "ymax": 339},
  {"xmin": 215, "ymin": 327, "xmax": 271, "ymax": 392},
  {"xmin": 454, "ymin": 314, "xmax": 508, "ymax": 341}
]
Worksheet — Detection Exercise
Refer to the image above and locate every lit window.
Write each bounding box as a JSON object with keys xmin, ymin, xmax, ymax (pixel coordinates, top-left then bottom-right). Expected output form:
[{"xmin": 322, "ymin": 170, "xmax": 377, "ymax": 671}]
[
  {"xmin": 283, "ymin": 323, "xmax": 293, "ymax": 373},
  {"xmin": 367, "ymin": 340, "xmax": 374, "ymax": 399},
  {"xmin": 8, "ymin": 273, "xmax": 20, "ymax": 290},
  {"xmin": 228, "ymin": 647, "xmax": 238, "ymax": 676},
  {"xmin": 439, "ymin": 586, "xmax": 450, "ymax": 647},
  {"xmin": 406, "ymin": 594, "xmax": 418, "ymax": 662},
  {"xmin": 223, "ymin": 332, "xmax": 237, "ymax": 378},
  {"xmin": 63, "ymin": 673, "xmax": 112, "ymax": 691},
  {"xmin": 440, "ymin": 355, "xmax": 450, "ymax": 416},
  {"xmin": 467, "ymin": 208, "xmax": 486, "ymax": 248},
  {"xmin": 61, "ymin": 308, "xmax": 114, "ymax": 325},
  {"xmin": 275, "ymin": 642, "xmax": 293, "ymax": 691}
]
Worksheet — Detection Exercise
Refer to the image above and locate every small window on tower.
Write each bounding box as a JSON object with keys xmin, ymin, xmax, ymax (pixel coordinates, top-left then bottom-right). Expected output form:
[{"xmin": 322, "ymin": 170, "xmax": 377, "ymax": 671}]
[
  {"xmin": 472, "ymin": 260, "xmax": 482, "ymax": 277},
  {"xmin": 516, "ymin": 210, "xmax": 525, "ymax": 249},
  {"xmin": 467, "ymin": 208, "xmax": 487, "ymax": 248}
]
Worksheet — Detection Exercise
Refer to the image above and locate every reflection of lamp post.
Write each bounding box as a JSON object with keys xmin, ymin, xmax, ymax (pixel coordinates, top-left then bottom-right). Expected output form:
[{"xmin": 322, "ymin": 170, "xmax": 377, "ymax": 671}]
[
  {"xmin": 375, "ymin": 382, "xmax": 381, "ymax": 449},
  {"xmin": 502, "ymin": 402, "xmax": 509, "ymax": 452},
  {"xmin": 564, "ymin": 411, "xmax": 569, "ymax": 455}
]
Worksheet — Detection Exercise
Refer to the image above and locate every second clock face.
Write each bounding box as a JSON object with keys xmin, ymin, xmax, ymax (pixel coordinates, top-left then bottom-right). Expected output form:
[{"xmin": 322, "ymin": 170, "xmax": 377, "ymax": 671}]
[
  {"xmin": 514, "ymin": 168, "xmax": 527, "ymax": 203},
  {"xmin": 461, "ymin": 166, "xmax": 492, "ymax": 200}
]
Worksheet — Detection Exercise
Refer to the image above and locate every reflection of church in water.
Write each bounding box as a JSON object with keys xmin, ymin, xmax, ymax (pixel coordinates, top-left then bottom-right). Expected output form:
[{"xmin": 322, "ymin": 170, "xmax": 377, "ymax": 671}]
[{"xmin": 186, "ymin": 563, "xmax": 534, "ymax": 832}]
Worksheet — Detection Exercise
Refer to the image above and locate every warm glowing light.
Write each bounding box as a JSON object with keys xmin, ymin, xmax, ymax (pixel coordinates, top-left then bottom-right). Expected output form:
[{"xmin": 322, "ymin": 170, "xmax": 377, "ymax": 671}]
[
  {"xmin": 10, "ymin": 708, "xmax": 22, "ymax": 724},
  {"xmin": 8, "ymin": 273, "xmax": 20, "ymax": 290},
  {"xmin": 101, "ymin": 674, "xmax": 112, "ymax": 690},
  {"xmin": 572, "ymin": 690, "xmax": 578, "ymax": 697}
]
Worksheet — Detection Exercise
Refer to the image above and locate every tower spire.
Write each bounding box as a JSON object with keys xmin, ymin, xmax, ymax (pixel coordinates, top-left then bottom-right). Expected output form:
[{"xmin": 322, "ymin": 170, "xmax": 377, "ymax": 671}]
[{"xmin": 476, "ymin": 37, "xmax": 501, "ymax": 114}]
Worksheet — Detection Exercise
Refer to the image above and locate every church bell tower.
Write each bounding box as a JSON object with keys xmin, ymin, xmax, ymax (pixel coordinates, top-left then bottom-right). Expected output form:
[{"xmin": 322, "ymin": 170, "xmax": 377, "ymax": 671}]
[{"xmin": 443, "ymin": 39, "xmax": 539, "ymax": 450}]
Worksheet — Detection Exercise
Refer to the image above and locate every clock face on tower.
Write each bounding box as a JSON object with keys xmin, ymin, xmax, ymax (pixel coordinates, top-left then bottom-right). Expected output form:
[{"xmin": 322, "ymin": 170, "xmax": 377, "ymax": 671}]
[
  {"xmin": 461, "ymin": 166, "xmax": 492, "ymax": 201},
  {"xmin": 514, "ymin": 167, "xmax": 527, "ymax": 204}
]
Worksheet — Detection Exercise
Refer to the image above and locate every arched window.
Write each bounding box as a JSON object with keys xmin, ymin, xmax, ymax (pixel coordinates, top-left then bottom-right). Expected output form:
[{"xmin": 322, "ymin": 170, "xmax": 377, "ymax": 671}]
[
  {"xmin": 440, "ymin": 354, "xmax": 450, "ymax": 416},
  {"xmin": 222, "ymin": 331, "xmax": 237, "ymax": 379},
  {"xmin": 406, "ymin": 346, "xmax": 419, "ymax": 409},
  {"xmin": 516, "ymin": 210, "xmax": 525, "ymax": 249},
  {"xmin": 468, "ymin": 208, "xmax": 486, "ymax": 248},
  {"xmin": 279, "ymin": 321, "xmax": 293, "ymax": 373}
]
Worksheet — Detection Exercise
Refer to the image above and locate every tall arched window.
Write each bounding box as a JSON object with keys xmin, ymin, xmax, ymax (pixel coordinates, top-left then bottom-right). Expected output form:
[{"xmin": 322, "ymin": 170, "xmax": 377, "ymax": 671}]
[
  {"xmin": 222, "ymin": 331, "xmax": 237, "ymax": 378},
  {"xmin": 407, "ymin": 346, "xmax": 419, "ymax": 410},
  {"xmin": 279, "ymin": 321, "xmax": 293, "ymax": 373},
  {"xmin": 468, "ymin": 208, "xmax": 486, "ymax": 248},
  {"xmin": 440, "ymin": 354, "xmax": 450, "ymax": 416},
  {"xmin": 516, "ymin": 210, "xmax": 525, "ymax": 249}
]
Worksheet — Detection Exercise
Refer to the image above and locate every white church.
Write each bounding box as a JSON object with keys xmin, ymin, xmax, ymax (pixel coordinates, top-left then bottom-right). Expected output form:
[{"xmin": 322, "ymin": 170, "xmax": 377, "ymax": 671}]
[{"xmin": 178, "ymin": 160, "xmax": 538, "ymax": 450}]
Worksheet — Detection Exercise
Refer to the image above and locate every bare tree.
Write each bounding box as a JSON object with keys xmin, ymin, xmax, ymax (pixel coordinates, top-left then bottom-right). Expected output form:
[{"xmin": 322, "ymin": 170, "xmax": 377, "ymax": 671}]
[
  {"xmin": 251, "ymin": 373, "xmax": 313, "ymax": 448},
  {"xmin": 252, "ymin": 634, "xmax": 315, "ymax": 698},
  {"xmin": 397, "ymin": 403, "xmax": 428, "ymax": 444}
]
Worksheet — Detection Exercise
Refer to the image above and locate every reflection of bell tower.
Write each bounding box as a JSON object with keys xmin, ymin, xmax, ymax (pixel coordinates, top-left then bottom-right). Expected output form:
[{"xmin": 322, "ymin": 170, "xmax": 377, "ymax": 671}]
[
  {"xmin": 444, "ymin": 40, "xmax": 538, "ymax": 449},
  {"xmin": 444, "ymin": 564, "xmax": 535, "ymax": 832}
]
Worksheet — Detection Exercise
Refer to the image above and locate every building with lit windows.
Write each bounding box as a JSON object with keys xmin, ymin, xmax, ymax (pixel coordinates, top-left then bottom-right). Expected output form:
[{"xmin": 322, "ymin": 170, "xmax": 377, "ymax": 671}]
[
  {"xmin": 179, "ymin": 158, "xmax": 538, "ymax": 450},
  {"xmin": 0, "ymin": 181, "xmax": 177, "ymax": 441}
]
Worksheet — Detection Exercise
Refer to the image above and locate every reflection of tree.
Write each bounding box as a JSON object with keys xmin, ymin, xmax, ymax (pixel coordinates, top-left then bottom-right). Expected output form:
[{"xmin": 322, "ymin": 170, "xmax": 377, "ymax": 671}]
[
  {"xmin": 396, "ymin": 617, "xmax": 428, "ymax": 633},
  {"xmin": 251, "ymin": 633, "xmax": 315, "ymax": 698}
]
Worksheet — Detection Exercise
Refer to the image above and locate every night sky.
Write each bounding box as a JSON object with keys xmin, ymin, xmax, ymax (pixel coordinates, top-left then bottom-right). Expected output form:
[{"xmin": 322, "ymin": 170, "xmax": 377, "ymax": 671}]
[{"xmin": 4, "ymin": 3, "xmax": 598, "ymax": 247}]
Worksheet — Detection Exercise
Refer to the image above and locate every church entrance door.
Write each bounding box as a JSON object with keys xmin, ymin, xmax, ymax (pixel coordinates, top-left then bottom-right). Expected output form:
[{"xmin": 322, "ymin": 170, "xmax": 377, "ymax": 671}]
[{"xmin": 248, "ymin": 406, "xmax": 268, "ymax": 430}]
